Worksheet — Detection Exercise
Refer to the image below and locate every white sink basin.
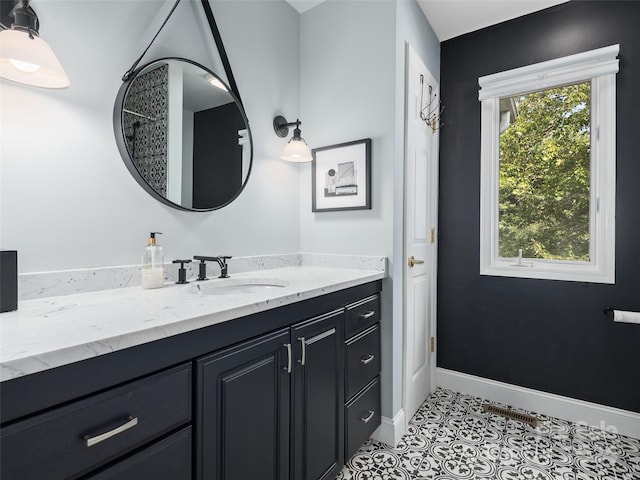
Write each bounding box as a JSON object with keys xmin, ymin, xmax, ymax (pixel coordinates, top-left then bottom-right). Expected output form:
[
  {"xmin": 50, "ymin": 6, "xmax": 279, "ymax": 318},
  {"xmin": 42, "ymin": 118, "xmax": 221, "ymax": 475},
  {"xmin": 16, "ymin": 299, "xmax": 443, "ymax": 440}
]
[{"xmin": 189, "ymin": 278, "xmax": 289, "ymax": 295}]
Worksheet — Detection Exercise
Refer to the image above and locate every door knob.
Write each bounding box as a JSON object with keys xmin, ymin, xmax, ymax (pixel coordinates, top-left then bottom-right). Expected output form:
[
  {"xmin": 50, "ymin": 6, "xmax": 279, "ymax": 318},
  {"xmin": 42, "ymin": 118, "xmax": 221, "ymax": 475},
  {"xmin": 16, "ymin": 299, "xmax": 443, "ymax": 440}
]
[{"xmin": 408, "ymin": 256, "xmax": 425, "ymax": 267}]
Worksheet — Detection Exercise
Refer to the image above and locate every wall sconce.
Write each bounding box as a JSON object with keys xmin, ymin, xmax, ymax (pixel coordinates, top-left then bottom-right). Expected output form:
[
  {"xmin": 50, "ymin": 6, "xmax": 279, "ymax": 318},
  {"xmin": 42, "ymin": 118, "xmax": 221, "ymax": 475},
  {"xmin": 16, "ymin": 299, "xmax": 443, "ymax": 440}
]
[
  {"xmin": 0, "ymin": 0, "xmax": 69, "ymax": 88},
  {"xmin": 273, "ymin": 115, "xmax": 313, "ymax": 162}
]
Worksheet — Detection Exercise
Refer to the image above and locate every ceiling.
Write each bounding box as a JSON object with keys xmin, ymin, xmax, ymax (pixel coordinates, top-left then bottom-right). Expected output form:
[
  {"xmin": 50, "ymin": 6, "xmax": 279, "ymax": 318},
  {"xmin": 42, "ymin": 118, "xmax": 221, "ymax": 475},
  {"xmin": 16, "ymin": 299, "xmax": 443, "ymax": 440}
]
[
  {"xmin": 417, "ymin": 0, "xmax": 569, "ymax": 41},
  {"xmin": 286, "ymin": 0, "xmax": 327, "ymax": 14},
  {"xmin": 286, "ymin": 0, "xmax": 570, "ymax": 41}
]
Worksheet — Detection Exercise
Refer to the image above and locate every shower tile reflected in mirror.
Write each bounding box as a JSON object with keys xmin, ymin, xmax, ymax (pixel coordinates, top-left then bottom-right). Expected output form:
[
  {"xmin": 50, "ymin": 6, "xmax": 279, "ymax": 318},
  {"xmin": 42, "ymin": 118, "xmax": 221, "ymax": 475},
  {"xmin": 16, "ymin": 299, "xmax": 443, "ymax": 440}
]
[{"xmin": 124, "ymin": 64, "xmax": 169, "ymax": 197}]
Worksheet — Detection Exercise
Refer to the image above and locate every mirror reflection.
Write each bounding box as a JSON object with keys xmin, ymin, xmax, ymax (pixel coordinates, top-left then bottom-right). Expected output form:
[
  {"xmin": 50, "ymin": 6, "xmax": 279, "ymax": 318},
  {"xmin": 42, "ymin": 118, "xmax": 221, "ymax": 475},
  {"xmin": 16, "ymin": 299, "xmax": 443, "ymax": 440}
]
[{"xmin": 115, "ymin": 58, "xmax": 252, "ymax": 211}]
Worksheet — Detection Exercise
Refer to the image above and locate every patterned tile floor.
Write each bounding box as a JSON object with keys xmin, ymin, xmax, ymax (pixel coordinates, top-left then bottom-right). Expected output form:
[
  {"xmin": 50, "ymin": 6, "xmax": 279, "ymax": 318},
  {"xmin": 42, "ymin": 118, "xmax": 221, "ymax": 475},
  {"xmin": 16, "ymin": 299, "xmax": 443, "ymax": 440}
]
[{"xmin": 337, "ymin": 388, "xmax": 640, "ymax": 479}]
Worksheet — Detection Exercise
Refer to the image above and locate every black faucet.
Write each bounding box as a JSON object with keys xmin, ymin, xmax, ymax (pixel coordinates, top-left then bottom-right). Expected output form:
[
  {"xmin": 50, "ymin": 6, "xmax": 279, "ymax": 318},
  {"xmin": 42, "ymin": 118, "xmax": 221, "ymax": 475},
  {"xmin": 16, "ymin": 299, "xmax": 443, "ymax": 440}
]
[{"xmin": 193, "ymin": 256, "xmax": 232, "ymax": 279}]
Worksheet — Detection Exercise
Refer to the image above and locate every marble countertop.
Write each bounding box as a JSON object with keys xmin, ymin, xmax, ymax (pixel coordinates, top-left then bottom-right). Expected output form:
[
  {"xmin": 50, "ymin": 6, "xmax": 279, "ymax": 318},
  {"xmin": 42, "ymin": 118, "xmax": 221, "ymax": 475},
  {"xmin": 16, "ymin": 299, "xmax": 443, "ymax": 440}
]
[{"xmin": 0, "ymin": 259, "xmax": 386, "ymax": 383}]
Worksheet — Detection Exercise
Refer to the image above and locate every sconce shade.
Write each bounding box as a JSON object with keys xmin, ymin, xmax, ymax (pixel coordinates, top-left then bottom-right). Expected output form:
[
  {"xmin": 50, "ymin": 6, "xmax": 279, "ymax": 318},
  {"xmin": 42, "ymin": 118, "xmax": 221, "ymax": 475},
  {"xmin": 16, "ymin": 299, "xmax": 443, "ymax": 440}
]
[
  {"xmin": 273, "ymin": 115, "xmax": 313, "ymax": 162},
  {"xmin": 0, "ymin": 0, "xmax": 69, "ymax": 89},
  {"xmin": 281, "ymin": 136, "xmax": 313, "ymax": 162}
]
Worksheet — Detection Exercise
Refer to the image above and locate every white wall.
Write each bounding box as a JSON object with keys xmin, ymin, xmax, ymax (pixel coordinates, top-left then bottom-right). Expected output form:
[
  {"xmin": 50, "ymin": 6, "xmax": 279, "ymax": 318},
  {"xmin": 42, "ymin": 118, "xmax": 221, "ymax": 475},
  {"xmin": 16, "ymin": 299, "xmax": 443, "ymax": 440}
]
[
  {"xmin": 182, "ymin": 108, "xmax": 194, "ymax": 208},
  {"xmin": 0, "ymin": 0, "xmax": 301, "ymax": 273},
  {"xmin": 299, "ymin": 0, "xmax": 440, "ymax": 422},
  {"xmin": 299, "ymin": 2, "xmax": 396, "ymax": 258},
  {"xmin": 167, "ymin": 62, "xmax": 185, "ymax": 205}
]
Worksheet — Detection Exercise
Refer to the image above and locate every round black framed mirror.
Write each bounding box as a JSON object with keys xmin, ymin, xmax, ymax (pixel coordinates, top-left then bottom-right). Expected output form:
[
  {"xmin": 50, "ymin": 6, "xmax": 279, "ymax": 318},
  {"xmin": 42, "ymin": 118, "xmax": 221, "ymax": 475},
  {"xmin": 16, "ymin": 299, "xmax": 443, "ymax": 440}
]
[{"xmin": 114, "ymin": 58, "xmax": 252, "ymax": 211}]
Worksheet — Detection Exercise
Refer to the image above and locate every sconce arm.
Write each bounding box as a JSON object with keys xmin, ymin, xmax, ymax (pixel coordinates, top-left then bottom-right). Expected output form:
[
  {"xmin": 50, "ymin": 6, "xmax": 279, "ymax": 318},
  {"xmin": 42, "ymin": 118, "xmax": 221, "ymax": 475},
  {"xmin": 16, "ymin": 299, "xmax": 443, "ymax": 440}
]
[{"xmin": 273, "ymin": 116, "xmax": 302, "ymax": 138}]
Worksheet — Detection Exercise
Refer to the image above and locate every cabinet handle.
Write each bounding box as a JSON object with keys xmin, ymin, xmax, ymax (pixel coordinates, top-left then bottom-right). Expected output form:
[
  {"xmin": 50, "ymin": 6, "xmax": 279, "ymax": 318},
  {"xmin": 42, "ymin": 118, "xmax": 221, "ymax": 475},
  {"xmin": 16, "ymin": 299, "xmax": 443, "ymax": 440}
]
[
  {"xmin": 360, "ymin": 410, "xmax": 375, "ymax": 424},
  {"xmin": 360, "ymin": 311, "xmax": 375, "ymax": 320},
  {"xmin": 298, "ymin": 337, "xmax": 306, "ymax": 366},
  {"xmin": 284, "ymin": 343, "xmax": 292, "ymax": 373},
  {"xmin": 84, "ymin": 416, "xmax": 138, "ymax": 447},
  {"xmin": 361, "ymin": 354, "xmax": 375, "ymax": 365}
]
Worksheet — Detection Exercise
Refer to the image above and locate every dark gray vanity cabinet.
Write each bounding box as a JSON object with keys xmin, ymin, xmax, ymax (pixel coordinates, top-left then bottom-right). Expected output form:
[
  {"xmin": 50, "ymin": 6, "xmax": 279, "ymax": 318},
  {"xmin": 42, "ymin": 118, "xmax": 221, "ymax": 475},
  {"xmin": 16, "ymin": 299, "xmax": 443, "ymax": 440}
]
[
  {"xmin": 196, "ymin": 309, "xmax": 344, "ymax": 480},
  {"xmin": 0, "ymin": 280, "xmax": 382, "ymax": 480}
]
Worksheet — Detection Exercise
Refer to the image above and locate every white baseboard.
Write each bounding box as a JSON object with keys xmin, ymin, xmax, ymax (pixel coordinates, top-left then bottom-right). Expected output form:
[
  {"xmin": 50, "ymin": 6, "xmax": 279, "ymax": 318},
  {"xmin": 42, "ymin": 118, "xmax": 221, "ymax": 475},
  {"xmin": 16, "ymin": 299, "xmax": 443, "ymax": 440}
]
[
  {"xmin": 436, "ymin": 368, "xmax": 640, "ymax": 439},
  {"xmin": 371, "ymin": 408, "xmax": 406, "ymax": 447}
]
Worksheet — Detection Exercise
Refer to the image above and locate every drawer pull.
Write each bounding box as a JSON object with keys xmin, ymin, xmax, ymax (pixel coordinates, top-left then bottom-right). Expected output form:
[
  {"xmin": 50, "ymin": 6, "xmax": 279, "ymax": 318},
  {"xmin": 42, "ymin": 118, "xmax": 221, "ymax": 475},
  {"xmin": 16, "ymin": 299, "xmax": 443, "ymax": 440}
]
[
  {"xmin": 284, "ymin": 343, "xmax": 292, "ymax": 373},
  {"xmin": 84, "ymin": 416, "xmax": 138, "ymax": 447},
  {"xmin": 361, "ymin": 354, "xmax": 375, "ymax": 365},
  {"xmin": 360, "ymin": 410, "xmax": 375, "ymax": 424},
  {"xmin": 360, "ymin": 311, "xmax": 375, "ymax": 320}
]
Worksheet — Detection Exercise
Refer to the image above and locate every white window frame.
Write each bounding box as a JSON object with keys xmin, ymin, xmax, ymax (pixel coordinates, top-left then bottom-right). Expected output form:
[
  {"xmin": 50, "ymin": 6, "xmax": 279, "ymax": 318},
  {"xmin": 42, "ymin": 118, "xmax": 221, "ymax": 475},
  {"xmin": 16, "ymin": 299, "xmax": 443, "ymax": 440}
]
[{"xmin": 479, "ymin": 45, "xmax": 618, "ymax": 284}]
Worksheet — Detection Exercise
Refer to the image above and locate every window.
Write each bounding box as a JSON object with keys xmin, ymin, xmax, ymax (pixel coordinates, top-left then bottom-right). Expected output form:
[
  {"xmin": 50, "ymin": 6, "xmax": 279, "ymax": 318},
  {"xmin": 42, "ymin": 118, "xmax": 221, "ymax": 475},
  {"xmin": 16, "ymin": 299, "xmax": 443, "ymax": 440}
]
[{"xmin": 479, "ymin": 45, "xmax": 618, "ymax": 283}]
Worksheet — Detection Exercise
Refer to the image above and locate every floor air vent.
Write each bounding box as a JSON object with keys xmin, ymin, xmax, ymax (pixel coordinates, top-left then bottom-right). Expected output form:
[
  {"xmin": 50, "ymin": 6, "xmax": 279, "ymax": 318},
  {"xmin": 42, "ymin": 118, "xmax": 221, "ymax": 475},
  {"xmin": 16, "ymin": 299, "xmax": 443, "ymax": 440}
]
[{"xmin": 482, "ymin": 403, "xmax": 539, "ymax": 427}]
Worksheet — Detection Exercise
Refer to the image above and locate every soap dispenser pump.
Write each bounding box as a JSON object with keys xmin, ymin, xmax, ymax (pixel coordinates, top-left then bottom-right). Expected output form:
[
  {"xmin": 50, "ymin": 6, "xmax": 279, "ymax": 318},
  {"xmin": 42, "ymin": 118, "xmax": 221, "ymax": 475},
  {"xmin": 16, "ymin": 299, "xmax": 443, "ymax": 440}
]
[{"xmin": 142, "ymin": 232, "xmax": 164, "ymax": 289}]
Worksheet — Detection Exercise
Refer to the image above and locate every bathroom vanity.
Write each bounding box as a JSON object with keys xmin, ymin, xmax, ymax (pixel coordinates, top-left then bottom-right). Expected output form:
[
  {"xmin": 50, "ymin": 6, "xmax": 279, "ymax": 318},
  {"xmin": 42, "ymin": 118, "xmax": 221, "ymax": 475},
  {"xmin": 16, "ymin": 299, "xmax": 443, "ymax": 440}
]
[{"xmin": 0, "ymin": 258, "xmax": 384, "ymax": 480}]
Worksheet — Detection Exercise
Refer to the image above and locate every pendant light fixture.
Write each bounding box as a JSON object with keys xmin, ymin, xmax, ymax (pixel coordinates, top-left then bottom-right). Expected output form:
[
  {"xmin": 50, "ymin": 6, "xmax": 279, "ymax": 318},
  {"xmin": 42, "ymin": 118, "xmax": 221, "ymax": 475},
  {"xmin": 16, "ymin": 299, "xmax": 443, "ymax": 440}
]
[
  {"xmin": 0, "ymin": 0, "xmax": 69, "ymax": 88},
  {"xmin": 273, "ymin": 115, "xmax": 313, "ymax": 162}
]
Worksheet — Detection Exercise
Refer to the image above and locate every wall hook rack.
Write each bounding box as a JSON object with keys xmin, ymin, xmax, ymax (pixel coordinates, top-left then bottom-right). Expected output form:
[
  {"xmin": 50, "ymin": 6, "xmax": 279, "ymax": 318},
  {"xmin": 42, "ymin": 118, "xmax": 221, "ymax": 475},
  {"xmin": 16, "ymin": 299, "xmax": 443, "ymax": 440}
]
[{"xmin": 419, "ymin": 74, "xmax": 444, "ymax": 131}]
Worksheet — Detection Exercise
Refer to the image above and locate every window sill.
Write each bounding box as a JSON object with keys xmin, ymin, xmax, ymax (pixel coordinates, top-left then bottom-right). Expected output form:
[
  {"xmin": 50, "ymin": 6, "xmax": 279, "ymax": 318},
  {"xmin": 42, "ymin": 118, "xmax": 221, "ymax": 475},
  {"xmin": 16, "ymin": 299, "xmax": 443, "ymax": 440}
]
[{"xmin": 480, "ymin": 261, "xmax": 614, "ymax": 284}]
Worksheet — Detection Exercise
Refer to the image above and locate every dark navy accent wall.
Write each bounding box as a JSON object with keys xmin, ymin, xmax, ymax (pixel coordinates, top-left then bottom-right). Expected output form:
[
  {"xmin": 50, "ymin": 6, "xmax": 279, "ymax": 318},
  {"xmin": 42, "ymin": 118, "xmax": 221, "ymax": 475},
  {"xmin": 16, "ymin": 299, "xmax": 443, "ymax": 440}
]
[{"xmin": 438, "ymin": 1, "xmax": 640, "ymax": 412}]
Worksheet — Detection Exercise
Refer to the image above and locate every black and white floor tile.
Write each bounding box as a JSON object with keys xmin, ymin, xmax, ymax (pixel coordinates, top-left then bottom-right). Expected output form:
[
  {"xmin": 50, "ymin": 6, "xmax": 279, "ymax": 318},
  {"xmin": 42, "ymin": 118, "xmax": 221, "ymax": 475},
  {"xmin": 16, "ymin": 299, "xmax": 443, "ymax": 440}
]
[{"xmin": 337, "ymin": 388, "xmax": 640, "ymax": 479}]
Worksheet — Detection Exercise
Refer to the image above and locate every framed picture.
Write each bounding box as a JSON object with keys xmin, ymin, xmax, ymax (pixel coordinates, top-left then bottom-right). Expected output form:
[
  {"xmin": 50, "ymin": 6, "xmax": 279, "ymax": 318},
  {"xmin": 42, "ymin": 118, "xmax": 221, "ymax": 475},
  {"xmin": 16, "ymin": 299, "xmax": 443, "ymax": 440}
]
[{"xmin": 312, "ymin": 138, "xmax": 371, "ymax": 212}]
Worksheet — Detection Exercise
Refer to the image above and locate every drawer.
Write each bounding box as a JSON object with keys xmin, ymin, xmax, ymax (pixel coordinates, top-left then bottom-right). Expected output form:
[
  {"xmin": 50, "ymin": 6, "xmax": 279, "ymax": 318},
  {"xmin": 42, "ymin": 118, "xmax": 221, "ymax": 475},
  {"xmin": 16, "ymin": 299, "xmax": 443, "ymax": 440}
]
[
  {"xmin": 345, "ymin": 324, "xmax": 381, "ymax": 400},
  {"xmin": 345, "ymin": 295, "xmax": 380, "ymax": 339},
  {"xmin": 1, "ymin": 363, "xmax": 191, "ymax": 480},
  {"xmin": 345, "ymin": 377, "xmax": 381, "ymax": 460},
  {"xmin": 87, "ymin": 427, "xmax": 192, "ymax": 480}
]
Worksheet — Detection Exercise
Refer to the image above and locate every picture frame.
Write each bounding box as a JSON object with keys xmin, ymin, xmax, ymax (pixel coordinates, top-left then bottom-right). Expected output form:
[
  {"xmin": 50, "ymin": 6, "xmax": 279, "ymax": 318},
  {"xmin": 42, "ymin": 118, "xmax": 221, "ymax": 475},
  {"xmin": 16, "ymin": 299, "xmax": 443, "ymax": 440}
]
[{"xmin": 311, "ymin": 138, "xmax": 372, "ymax": 212}]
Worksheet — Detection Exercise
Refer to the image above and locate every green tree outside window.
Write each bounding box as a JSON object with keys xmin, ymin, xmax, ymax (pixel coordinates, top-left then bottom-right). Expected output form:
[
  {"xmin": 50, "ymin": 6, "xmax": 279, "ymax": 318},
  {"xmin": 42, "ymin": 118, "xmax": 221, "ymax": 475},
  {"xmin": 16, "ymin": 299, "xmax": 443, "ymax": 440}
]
[{"xmin": 498, "ymin": 82, "xmax": 591, "ymax": 261}]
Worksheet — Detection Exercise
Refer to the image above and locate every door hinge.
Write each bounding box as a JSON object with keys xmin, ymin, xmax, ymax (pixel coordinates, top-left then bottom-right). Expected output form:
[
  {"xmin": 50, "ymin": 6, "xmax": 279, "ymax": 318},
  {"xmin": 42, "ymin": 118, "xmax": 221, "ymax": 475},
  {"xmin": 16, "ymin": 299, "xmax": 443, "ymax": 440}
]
[
  {"xmin": 430, "ymin": 336, "xmax": 435, "ymax": 353},
  {"xmin": 430, "ymin": 228, "xmax": 436, "ymax": 244}
]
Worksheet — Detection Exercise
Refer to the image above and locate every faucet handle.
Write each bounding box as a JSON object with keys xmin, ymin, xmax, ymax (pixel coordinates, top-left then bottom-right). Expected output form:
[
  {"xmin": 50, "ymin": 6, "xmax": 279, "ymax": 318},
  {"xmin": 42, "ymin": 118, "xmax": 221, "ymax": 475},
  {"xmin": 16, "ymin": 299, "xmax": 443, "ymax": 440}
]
[{"xmin": 172, "ymin": 259, "xmax": 192, "ymax": 284}]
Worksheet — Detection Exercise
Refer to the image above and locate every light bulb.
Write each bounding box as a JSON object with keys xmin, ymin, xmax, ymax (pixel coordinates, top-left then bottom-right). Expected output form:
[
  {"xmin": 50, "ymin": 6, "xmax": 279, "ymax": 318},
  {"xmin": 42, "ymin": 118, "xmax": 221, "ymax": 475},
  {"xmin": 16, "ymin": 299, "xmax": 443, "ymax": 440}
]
[
  {"xmin": 9, "ymin": 58, "xmax": 40, "ymax": 73},
  {"xmin": 0, "ymin": 29, "xmax": 69, "ymax": 88}
]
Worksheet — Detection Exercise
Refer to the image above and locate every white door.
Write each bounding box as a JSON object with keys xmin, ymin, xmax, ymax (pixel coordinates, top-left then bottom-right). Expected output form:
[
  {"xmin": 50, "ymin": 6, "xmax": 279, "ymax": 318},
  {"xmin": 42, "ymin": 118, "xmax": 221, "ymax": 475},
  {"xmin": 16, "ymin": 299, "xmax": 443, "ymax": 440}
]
[{"xmin": 403, "ymin": 44, "xmax": 439, "ymax": 422}]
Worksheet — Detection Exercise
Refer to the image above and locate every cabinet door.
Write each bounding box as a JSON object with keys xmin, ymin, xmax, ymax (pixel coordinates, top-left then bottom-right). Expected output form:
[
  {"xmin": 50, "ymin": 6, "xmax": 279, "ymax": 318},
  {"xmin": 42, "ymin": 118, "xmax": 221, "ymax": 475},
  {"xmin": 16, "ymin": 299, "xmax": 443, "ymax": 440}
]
[
  {"xmin": 292, "ymin": 310, "xmax": 344, "ymax": 480},
  {"xmin": 196, "ymin": 329, "xmax": 291, "ymax": 480}
]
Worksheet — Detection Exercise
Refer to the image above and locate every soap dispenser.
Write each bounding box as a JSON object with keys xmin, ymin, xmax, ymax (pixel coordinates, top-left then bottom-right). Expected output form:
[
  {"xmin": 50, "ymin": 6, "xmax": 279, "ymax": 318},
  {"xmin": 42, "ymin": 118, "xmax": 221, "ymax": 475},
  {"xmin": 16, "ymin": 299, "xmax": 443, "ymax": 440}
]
[{"xmin": 142, "ymin": 232, "xmax": 164, "ymax": 289}]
